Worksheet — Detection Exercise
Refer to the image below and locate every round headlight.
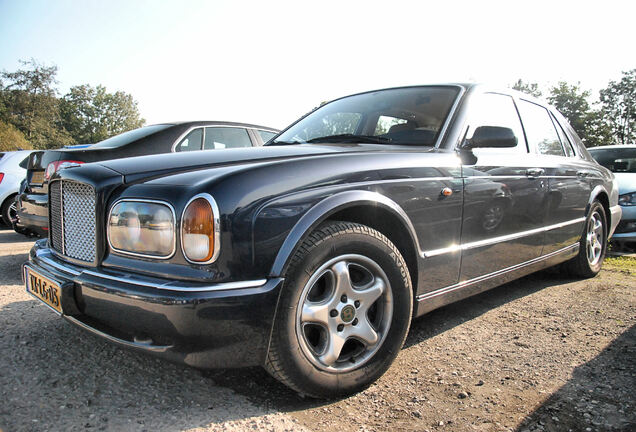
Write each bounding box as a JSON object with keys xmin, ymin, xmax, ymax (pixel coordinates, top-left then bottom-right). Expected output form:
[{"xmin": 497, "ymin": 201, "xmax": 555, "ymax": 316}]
[{"xmin": 181, "ymin": 194, "xmax": 219, "ymax": 263}]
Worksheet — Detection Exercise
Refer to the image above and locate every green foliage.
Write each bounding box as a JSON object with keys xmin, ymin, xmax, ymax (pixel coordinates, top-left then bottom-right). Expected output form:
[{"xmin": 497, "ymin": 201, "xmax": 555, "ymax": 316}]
[
  {"xmin": 511, "ymin": 79, "xmax": 542, "ymax": 98},
  {"xmin": 0, "ymin": 59, "xmax": 73, "ymax": 149},
  {"xmin": 599, "ymin": 69, "xmax": 636, "ymax": 145},
  {"xmin": 546, "ymin": 81, "xmax": 612, "ymax": 147},
  {"xmin": 0, "ymin": 120, "xmax": 31, "ymax": 151},
  {"xmin": 0, "ymin": 59, "xmax": 145, "ymax": 150},
  {"xmin": 60, "ymin": 84, "xmax": 145, "ymax": 144}
]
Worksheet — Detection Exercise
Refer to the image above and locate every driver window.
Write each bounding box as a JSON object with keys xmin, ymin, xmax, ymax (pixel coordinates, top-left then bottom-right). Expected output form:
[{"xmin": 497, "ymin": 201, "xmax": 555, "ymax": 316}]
[{"xmin": 465, "ymin": 93, "xmax": 528, "ymax": 154}]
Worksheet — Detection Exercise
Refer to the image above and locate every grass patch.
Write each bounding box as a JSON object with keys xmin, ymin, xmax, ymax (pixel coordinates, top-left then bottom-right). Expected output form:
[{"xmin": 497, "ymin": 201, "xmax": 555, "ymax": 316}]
[{"xmin": 604, "ymin": 256, "xmax": 636, "ymax": 275}]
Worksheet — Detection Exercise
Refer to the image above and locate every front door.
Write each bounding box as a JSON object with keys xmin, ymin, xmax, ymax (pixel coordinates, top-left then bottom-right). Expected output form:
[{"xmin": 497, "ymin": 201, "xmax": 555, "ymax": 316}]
[{"xmin": 459, "ymin": 93, "xmax": 549, "ymax": 281}]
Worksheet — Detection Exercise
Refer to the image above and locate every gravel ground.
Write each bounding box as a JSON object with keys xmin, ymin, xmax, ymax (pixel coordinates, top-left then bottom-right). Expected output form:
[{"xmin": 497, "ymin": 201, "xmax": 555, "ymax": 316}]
[{"xmin": 0, "ymin": 226, "xmax": 634, "ymax": 432}]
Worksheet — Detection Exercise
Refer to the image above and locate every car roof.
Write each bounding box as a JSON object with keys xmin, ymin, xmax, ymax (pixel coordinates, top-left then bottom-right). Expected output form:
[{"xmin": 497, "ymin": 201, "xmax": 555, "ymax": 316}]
[{"xmin": 155, "ymin": 121, "xmax": 279, "ymax": 132}]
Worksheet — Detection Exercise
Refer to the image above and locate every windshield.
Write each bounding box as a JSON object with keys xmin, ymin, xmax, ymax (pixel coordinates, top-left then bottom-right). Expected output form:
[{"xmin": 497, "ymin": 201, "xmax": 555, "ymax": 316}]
[
  {"xmin": 589, "ymin": 147, "xmax": 636, "ymax": 173},
  {"xmin": 270, "ymin": 86, "xmax": 460, "ymax": 146},
  {"xmin": 89, "ymin": 124, "xmax": 173, "ymax": 149}
]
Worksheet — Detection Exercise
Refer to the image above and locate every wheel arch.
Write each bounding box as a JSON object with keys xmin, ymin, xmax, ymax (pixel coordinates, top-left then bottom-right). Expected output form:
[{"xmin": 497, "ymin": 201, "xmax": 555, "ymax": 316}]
[
  {"xmin": 588, "ymin": 185, "xmax": 610, "ymax": 227},
  {"xmin": 269, "ymin": 191, "xmax": 421, "ymax": 290}
]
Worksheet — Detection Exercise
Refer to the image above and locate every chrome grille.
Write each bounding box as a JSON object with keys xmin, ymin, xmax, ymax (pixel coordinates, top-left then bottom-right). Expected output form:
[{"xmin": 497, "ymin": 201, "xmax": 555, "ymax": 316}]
[
  {"xmin": 49, "ymin": 180, "xmax": 97, "ymax": 263},
  {"xmin": 49, "ymin": 181, "xmax": 63, "ymax": 251}
]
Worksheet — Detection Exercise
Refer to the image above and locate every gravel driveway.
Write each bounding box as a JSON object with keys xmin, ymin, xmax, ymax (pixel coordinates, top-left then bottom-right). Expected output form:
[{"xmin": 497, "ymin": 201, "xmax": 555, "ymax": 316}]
[{"xmin": 1, "ymin": 227, "xmax": 634, "ymax": 432}]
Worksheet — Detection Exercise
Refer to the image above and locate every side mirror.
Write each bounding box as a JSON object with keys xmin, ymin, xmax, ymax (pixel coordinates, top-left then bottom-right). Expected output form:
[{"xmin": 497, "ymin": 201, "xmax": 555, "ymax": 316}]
[{"xmin": 463, "ymin": 126, "xmax": 518, "ymax": 149}]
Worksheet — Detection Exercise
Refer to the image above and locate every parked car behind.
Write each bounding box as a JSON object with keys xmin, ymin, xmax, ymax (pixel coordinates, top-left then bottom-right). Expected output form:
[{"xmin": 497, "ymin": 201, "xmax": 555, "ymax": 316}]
[
  {"xmin": 15, "ymin": 121, "xmax": 279, "ymax": 236},
  {"xmin": 589, "ymin": 144, "xmax": 636, "ymax": 246},
  {"xmin": 0, "ymin": 150, "xmax": 33, "ymax": 226},
  {"xmin": 24, "ymin": 84, "xmax": 620, "ymax": 398}
]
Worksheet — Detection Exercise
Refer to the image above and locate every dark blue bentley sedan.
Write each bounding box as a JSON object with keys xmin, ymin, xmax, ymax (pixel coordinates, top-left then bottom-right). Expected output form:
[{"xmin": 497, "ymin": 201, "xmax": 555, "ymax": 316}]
[{"xmin": 24, "ymin": 84, "xmax": 621, "ymax": 398}]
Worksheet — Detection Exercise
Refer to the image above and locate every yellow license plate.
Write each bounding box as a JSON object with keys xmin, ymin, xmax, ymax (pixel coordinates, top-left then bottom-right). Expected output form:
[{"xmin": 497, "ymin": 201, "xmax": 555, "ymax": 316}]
[
  {"xmin": 30, "ymin": 171, "xmax": 44, "ymax": 185},
  {"xmin": 25, "ymin": 267, "xmax": 63, "ymax": 314}
]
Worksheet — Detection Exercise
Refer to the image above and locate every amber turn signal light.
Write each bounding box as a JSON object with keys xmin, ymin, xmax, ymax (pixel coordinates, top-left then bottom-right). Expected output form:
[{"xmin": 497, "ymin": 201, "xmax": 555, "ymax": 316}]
[{"xmin": 181, "ymin": 196, "xmax": 217, "ymax": 262}]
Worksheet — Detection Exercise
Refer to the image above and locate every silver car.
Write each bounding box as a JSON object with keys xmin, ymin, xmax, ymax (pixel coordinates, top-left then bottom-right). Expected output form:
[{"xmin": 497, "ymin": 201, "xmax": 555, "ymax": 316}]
[
  {"xmin": 589, "ymin": 145, "xmax": 636, "ymax": 246},
  {"xmin": 0, "ymin": 150, "xmax": 33, "ymax": 225}
]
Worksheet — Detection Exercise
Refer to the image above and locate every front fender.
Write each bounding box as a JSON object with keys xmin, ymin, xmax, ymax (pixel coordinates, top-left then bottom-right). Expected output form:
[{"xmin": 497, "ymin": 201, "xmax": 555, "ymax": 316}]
[{"xmin": 262, "ymin": 190, "xmax": 420, "ymax": 277}]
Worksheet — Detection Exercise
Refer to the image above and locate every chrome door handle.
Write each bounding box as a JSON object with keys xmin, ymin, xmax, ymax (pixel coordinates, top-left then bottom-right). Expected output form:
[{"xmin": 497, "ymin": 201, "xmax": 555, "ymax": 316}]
[
  {"xmin": 525, "ymin": 168, "xmax": 544, "ymax": 178},
  {"xmin": 577, "ymin": 170, "xmax": 592, "ymax": 178}
]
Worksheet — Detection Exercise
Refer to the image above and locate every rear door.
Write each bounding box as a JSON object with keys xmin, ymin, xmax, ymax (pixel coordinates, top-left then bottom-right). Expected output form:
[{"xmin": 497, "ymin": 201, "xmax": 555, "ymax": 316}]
[
  {"xmin": 516, "ymin": 100, "xmax": 590, "ymax": 253},
  {"xmin": 459, "ymin": 93, "xmax": 549, "ymax": 281}
]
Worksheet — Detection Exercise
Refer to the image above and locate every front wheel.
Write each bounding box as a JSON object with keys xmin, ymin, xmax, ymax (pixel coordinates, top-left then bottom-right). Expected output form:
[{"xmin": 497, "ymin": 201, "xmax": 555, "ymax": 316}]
[
  {"xmin": 265, "ymin": 221, "xmax": 413, "ymax": 398},
  {"xmin": 565, "ymin": 201, "xmax": 607, "ymax": 278}
]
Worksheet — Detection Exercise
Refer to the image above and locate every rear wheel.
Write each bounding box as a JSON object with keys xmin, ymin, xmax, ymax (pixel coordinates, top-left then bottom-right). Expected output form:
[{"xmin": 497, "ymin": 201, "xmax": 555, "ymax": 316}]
[
  {"xmin": 1, "ymin": 195, "xmax": 17, "ymax": 227},
  {"xmin": 265, "ymin": 221, "xmax": 413, "ymax": 398},
  {"xmin": 565, "ymin": 201, "xmax": 607, "ymax": 278}
]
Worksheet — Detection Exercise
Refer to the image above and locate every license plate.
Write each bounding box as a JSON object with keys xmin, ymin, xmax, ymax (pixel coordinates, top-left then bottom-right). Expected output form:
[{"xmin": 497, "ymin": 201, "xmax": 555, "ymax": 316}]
[
  {"xmin": 30, "ymin": 171, "xmax": 44, "ymax": 185},
  {"xmin": 25, "ymin": 267, "xmax": 63, "ymax": 314}
]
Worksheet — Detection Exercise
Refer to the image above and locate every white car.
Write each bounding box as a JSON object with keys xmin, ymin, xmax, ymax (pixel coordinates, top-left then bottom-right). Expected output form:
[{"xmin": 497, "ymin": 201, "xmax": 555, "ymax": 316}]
[{"xmin": 0, "ymin": 150, "xmax": 33, "ymax": 225}]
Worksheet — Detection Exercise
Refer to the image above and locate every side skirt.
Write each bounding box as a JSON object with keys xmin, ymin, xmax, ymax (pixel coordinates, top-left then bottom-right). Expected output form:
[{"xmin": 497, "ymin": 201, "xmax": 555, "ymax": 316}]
[{"xmin": 414, "ymin": 244, "xmax": 579, "ymax": 317}]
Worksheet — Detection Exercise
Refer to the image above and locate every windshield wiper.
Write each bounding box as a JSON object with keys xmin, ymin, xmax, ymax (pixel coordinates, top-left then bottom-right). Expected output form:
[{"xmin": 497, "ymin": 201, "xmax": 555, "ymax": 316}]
[{"xmin": 306, "ymin": 134, "xmax": 392, "ymax": 144}]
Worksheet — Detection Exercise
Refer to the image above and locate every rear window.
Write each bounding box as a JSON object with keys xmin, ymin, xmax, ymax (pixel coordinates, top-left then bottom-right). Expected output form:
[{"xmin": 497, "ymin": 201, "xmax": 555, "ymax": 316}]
[
  {"xmin": 589, "ymin": 147, "xmax": 636, "ymax": 173},
  {"xmin": 89, "ymin": 124, "xmax": 173, "ymax": 149}
]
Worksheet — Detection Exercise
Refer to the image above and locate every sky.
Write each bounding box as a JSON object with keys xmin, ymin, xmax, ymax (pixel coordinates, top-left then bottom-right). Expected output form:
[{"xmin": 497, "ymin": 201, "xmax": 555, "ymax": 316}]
[{"xmin": 0, "ymin": 0, "xmax": 634, "ymax": 130}]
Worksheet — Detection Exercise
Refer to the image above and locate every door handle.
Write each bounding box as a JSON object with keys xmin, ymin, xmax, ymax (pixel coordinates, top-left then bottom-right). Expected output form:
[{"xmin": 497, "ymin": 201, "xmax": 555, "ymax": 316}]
[
  {"xmin": 525, "ymin": 168, "xmax": 544, "ymax": 178},
  {"xmin": 577, "ymin": 170, "xmax": 593, "ymax": 178}
]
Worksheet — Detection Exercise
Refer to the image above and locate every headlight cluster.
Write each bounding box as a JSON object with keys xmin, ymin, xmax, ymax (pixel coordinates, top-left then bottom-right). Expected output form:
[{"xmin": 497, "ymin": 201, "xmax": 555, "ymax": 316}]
[
  {"xmin": 618, "ymin": 192, "xmax": 636, "ymax": 206},
  {"xmin": 107, "ymin": 194, "xmax": 220, "ymax": 263},
  {"xmin": 108, "ymin": 200, "xmax": 176, "ymax": 258}
]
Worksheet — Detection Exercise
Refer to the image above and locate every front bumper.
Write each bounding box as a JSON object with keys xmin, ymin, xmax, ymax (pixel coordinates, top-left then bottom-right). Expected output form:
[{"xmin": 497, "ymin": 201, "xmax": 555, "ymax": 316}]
[
  {"xmin": 25, "ymin": 240, "xmax": 284, "ymax": 368},
  {"xmin": 611, "ymin": 204, "xmax": 635, "ymax": 242},
  {"xmin": 608, "ymin": 204, "xmax": 622, "ymax": 239}
]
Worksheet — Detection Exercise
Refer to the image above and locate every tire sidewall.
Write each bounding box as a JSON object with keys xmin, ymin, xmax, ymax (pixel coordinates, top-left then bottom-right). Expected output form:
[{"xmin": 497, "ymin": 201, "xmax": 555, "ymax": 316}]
[{"xmin": 274, "ymin": 224, "xmax": 412, "ymax": 396}]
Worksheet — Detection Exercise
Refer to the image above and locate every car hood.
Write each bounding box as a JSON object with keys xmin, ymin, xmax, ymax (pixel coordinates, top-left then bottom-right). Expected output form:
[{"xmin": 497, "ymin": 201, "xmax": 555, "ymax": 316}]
[
  {"xmin": 614, "ymin": 172, "xmax": 636, "ymax": 194},
  {"xmin": 96, "ymin": 144, "xmax": 437, "ymax": 183}
]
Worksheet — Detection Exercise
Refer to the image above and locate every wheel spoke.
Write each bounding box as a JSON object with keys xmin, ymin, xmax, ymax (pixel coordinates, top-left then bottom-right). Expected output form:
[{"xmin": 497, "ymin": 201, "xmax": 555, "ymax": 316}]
[
  {"xmin": 355, "ymin": 279, "xmax": 385, "ymax": 310},
  {"xmin": 301, "ymin": 302, "xmax": 330, "ymax": 326},
  {"xmin": 319, "ymin": 331, "xmax": 347, "ymax": 366},
  {"xmin": 331, "ymin": 261, "xmax": 355, "ymax": 298},
  {"xmin": 351, "ymin": 319, "xmax": 379, "ymax": 346}
]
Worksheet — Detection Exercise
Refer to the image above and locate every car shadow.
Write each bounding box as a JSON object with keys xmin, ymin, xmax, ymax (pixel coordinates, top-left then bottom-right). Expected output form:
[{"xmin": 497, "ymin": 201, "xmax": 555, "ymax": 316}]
[
  {"xmin": 203, "ymin": 268, "xmax": 582, "ymax": 411},
  {"xmin": 515, "ymin": 323, "xmax": 635, "ymax": 431},
  {"xmin": 0, "ymin": 300, "xmax": 300, "ymax": 431},
  {"xmin": 0, "ymin": 226, "xmax": 36, "ymax": 244},
  {"xmin": 0, "ymin": 269, "xmax": 596, "ymax": 431}
]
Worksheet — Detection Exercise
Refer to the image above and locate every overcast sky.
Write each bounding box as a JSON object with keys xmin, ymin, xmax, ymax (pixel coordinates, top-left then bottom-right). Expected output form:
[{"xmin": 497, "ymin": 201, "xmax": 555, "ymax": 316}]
[{"xmin": 0, "ymin": 0, "xmax": 634, "ymax": 129}]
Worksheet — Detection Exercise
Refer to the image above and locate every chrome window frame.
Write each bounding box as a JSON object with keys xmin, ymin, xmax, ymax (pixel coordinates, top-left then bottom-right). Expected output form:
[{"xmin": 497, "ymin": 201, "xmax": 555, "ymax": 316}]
[
  {"xmin": 171, "ymin": 125, "xmax": 258, "ymax": 152},
  {"xmin": 180, "ymin": 193, "xmax": 221, "ymax": 265},
  {"xmin": 107, "ymin": 198, "xmax": 177, "ymax": 260}
]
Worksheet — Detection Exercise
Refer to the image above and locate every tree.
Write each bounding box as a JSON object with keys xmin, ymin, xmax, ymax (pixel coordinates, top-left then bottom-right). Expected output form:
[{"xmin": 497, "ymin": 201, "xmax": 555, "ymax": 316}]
[
  {"xmin": 60, "ymin": 84, "xmax": 145, "ymax": 144},
  {"xmin": 547, "ymin": 81, "xmax": 613, "ymax": 147},
  {"xmin": 0, "ymin": 59, "xmax": 73, "ymax": 149},
  {"xmin": 511, "ymin": 79, "xmax": 542, "ymax": 98},
  {"xmin": 0, "ymin": 120, "xmax": 31, "ymax": 151},
  {"xmin": 599, "ymin": 69, "xmax": 636, "ymax": 145}
]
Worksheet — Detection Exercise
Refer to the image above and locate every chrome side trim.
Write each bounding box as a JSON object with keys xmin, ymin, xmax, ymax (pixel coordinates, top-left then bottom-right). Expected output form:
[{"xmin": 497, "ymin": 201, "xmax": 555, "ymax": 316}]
[
  {"xmin": 180, "ymin": 193, "xmax": 221, "ymax": 264},
  {"xmin": 417, "ymin": 243, "xmax": 578, "ymax": 302},
  {"xmin": 106, "ymin": 198, "xmax": 177, "ymax": 260},
  {"xmin": 422, "ymin": 217, "xmax": 585, "ymax": 258}
]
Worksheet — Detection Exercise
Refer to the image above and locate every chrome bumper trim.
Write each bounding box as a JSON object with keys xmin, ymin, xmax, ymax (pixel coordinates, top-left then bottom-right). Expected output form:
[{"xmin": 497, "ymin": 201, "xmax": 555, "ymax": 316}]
[{"xmin": 35, "ymin": 249, "xmax": 267, "ymax": 292}]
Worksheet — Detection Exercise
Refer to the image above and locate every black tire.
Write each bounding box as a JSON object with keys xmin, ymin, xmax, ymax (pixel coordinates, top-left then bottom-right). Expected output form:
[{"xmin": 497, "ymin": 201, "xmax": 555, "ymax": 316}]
[
  {"xmin": 265, "ymin": 221, "xmax": 413, "ymax": 398},
  {"xmin": 1, "ymin": 195, "xmax": 17, "ymax": 227},
  {"xmin": 565, "ymin": 201, "xmax": 607, "ymax": 278}
]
